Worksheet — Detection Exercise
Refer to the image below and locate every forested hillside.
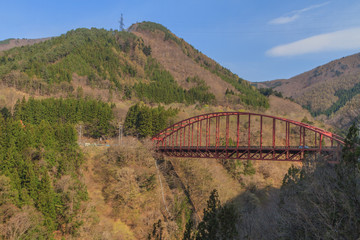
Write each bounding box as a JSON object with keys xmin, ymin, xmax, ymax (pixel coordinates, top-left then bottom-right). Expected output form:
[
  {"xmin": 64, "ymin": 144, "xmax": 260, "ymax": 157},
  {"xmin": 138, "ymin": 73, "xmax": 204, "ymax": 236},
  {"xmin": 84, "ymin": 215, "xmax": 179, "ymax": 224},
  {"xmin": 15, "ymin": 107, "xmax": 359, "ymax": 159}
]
[
  {"xmin": 14, "ymin": 97, "xmax": 115, "ymax": 138},
  {"xmin": 257, "ymin": 53, "xmax": 360, "ymax": 130},
  {"xmin": 130, "ymin": 22, "xmax": 269, "ymax": 108},
  {"xmin": 0, "ymin": 23, "xmax": 268, "ymax": 109},
  {"xmin": 0, "ymin": 97, "xmax": 115, "ymax": 238}
]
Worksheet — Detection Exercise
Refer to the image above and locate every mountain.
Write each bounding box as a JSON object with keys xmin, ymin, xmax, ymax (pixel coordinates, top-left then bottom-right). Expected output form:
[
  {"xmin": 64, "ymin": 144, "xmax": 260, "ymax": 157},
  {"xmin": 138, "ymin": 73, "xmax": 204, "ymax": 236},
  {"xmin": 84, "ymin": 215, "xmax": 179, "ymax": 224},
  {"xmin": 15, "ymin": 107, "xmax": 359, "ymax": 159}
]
[
  {"xmin": 0, "ymin": 22, "xmax": 268, "ymax": 109},
  {"xmin": 0, "ymin": 22, "xmax": 326, "ymax": 239},
  {"xmin": 0, "ymin": 38, "xmax": 50, "ymax": 52},
  {"xmin": 129, "ymin": 22, "xmax": 267, "ymax": 106},
  {"xmin": 257, "ymin": 53, "xmax": 360, "ymax": 130}
]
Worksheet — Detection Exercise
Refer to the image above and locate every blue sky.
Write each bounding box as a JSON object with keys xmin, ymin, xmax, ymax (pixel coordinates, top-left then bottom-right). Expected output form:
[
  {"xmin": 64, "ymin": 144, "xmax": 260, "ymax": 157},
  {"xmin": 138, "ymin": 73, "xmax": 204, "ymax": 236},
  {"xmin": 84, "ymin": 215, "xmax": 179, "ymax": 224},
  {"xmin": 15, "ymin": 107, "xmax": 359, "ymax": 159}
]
[{"xmin": 1, "ymin": 0, "xmax": 360, "ymax": 82}]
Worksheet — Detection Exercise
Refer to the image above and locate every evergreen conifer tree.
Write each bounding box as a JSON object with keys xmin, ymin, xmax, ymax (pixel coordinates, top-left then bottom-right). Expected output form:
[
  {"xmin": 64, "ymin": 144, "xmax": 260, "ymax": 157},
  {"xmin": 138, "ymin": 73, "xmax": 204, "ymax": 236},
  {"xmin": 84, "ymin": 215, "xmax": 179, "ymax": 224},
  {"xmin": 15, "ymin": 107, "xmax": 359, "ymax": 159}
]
[{"xmin": 196, "ymin": 189, "xmax": 220, "ymax": 240}]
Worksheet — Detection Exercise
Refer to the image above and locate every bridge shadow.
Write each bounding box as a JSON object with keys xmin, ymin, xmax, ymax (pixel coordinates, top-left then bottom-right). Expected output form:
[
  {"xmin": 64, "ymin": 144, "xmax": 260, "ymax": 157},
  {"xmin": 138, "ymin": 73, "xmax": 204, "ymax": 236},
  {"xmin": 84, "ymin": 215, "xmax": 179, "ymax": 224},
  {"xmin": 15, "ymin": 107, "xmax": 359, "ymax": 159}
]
[
  {"xmin": 217, "ymin": 155, "xmax": 341, "ymax": 239},
  {"xmin": 154, "ymin": 155, "xmax": 201, "ymax": 223},
  {"xmin": 224, "ymin": 181, "xmax": 282, "ymax": 239}
]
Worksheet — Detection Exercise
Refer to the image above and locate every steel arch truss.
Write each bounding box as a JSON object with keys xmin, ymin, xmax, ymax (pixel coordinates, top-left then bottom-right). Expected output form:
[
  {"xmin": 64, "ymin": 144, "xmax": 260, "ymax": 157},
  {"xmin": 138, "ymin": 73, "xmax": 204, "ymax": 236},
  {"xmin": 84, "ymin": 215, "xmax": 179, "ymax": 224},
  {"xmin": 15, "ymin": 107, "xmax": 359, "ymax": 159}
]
[{"xmin": 152, "ymin": 112, "xmax": 344, "ymax": 161}]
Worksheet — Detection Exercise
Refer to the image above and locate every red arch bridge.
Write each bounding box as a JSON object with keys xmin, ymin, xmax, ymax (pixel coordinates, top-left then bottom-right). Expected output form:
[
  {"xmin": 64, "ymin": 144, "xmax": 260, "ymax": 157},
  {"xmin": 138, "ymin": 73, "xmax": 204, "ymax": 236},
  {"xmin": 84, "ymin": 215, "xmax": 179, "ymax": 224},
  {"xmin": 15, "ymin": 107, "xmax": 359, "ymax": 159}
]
[{"xmin": 151, "ymin": 112, "xmax": 345, "ymax": 162}]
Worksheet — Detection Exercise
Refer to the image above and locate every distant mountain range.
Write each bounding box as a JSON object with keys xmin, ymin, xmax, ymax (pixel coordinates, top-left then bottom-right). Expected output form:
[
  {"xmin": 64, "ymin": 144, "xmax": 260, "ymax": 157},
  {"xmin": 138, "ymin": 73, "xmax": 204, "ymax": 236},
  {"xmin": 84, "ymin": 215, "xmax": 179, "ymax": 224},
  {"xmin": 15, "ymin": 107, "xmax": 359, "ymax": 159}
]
[{"xmin": 256, "ymin": 53, "xmax": 360, "ymax": 131}]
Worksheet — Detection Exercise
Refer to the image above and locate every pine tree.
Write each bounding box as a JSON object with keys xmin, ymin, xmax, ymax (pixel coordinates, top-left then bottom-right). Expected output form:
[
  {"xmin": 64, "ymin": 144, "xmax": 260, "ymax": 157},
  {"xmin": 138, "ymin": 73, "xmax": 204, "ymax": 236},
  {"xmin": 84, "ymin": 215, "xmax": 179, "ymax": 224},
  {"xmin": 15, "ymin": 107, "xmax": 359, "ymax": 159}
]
[
  {"xmin": 196, "ymin": 189, "xmax": 220, "ymax": 240},
  {"xmin": 195, "ymin": 189, "xmax": 238, "ymax": 240},
  {"xmin": 148, "ymin": 219, "xmax": 164, "ymax": 240},
  {"xmin": 137, "ymin": 106, "xmax": 153, "ymax": 138},
  {"xmin": 0, "ymin": 107, "xmax": 11, "ymax": 120},
  {"xmin": 183, "ymin": 218, "xmax": 194, "ymax": 240},
  {"xmin": 343, "ymin": 122, "xmax": 360, "ymax": 166},
  {"xmin": 37, "ymin": 169, "xmax": 57, "ymax": 231},
  {"xmin": 218, "ymin": 204, "xmax": 238, "ymax": 239},
  {"xmin": 124, "ymin": 103, "xmax": 140, "ymax": 136}
]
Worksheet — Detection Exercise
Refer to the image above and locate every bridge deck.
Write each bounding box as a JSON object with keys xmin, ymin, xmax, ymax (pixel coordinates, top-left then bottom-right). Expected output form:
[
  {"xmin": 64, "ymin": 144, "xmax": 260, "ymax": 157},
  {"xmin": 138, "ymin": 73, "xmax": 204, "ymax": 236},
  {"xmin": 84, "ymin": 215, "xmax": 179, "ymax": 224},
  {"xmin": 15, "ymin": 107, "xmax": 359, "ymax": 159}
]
[{"xmin": 157, "ymin": 146, "xmax": 339, "ymax": 161}]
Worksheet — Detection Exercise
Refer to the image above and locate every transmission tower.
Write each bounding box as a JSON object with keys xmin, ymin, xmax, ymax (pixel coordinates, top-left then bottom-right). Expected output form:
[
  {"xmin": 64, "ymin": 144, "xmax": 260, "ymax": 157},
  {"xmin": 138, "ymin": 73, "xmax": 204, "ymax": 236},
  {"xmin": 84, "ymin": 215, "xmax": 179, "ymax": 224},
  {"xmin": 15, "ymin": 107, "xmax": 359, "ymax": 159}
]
[{"xmin": 119, "ymin": 14, "xmax": 125, "ymax": 31}]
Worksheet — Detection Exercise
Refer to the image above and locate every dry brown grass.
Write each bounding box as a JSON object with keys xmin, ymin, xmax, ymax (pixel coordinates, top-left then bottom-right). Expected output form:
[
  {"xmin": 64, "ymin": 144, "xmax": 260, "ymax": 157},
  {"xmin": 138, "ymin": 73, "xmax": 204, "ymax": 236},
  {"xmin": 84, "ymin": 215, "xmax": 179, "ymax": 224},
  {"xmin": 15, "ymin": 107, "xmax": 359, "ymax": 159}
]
[
  {"xmin": 0, "ymin": 86, "xmax": 29, "ymax": 111},
  {"xmin": 133, "ymin": 30, "xmax": 236, "ymax": 102},
  {"xmin": 81, "ymin": 138, "xmax": 185, "ymax": 239},
  {"xmin": 265, "ymin": 96, "xmax": 313, "ymax": 122},
  {"xmin": 80, "ymin": 146, "xmax": 136, "ymax": 239},
  {"xmin": 0, "ymin": 38, "xmax": 51, "ymax": 52},
  {"xmin": 172, "ymin": 158, "xmax": 243, "ymax": 212}
]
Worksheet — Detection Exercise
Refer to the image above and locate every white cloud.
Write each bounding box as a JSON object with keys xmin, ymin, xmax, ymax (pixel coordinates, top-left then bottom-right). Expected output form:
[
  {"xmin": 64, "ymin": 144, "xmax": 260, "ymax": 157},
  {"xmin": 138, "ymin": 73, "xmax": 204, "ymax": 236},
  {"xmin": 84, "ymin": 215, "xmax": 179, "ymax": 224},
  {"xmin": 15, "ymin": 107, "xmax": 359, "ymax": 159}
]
[
  {"xmin": 269, "ymin": 15, "xmax": 300, "ymax": 25},
  {"xmin": 269, "ymin": 2, "xmax": 330, "ymax": 25},
  {"xmin": 266, "ymin": 27, "xmax": 360, "ymax": 57}
]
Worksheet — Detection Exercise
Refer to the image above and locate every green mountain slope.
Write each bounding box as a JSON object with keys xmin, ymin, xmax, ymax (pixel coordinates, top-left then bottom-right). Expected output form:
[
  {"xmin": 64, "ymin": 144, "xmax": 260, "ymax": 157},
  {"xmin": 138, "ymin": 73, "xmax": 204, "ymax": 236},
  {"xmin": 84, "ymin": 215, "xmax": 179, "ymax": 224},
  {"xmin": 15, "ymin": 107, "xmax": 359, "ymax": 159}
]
[{"xmin": 0, "ymin": 23, "xmax": 268, "ymax": 108}]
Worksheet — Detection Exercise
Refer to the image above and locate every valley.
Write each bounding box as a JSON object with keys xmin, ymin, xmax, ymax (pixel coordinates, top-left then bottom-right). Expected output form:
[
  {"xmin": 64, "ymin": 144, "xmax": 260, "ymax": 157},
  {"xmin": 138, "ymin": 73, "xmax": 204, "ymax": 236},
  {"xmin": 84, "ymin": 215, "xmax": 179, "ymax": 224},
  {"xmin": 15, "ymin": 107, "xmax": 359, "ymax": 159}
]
[{"xmin": 0, "ymin": 21, "xmax": 359, "ymax": 239}]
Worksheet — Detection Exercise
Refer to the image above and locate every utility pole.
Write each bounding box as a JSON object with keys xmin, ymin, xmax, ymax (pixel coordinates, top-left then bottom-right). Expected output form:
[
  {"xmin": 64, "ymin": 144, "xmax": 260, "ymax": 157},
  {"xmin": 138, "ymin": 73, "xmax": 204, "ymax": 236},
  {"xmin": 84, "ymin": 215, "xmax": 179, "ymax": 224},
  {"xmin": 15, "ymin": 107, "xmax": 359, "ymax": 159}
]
[
  {"xmin": 79, "ymin": 125, "xmax": 82, "ymax": 145},
  {"xmin": 119, "ymin": 123, "xmax": 123, "ymax": 145}
]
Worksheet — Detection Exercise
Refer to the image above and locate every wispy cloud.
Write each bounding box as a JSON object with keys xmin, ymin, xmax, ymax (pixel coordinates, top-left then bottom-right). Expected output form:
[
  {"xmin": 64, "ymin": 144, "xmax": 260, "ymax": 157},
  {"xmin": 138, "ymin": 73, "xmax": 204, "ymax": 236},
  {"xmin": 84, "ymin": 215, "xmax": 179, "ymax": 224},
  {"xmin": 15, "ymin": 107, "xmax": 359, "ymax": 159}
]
[
  {"xmin": 266, "ymin": 27, "xmax": 360, "ymax": 57},
  {"xmin": 269, "ymin": 2, "xmax": 330, "ymax": 25}
]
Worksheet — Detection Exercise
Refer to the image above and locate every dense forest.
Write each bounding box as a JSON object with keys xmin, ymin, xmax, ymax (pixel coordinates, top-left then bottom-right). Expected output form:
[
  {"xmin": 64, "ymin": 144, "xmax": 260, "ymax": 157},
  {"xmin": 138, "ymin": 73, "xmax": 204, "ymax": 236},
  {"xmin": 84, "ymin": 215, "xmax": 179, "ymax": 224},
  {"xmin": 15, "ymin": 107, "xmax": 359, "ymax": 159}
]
[
  {"xmin": 0, "ymin": 96, "xmax": 117, "ymax": 238},
  {"xmin": 124, "ymin": 103, "xmax": 178, "ymax": 138},
  {"xmin": 13, "ymin": 97, "xmax": 115, "ymax": 138},
  {"xmin": 0, "ymin": 111, "xmax": 86, "ymax": 238}
]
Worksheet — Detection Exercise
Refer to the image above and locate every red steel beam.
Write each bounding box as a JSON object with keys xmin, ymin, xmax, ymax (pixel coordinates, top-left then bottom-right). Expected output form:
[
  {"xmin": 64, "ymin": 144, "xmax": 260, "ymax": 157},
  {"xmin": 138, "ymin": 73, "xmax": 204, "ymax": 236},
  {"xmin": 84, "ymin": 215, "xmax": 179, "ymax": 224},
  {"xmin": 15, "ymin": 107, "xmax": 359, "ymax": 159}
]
[
  {"xmin": 248, "ymin": 114, "xmax": 251, "ymax": 148},
  {"xmin": 288, "ymin": 122, "xmax": 291, "ymax": 147},
  {"xmin": 197, "ymin": 120, "xmax": 199, "ymax": 149},
  {"xmin": 172, "ymin": 126, "xmax": 174, "ymax": 149},
  {"xmin": 205, "ymin": 119, "xmax": 207, "ymax": 148},
  {"xmin": 217, "ymin": 116, "xmax": 219, "ymax": 147},
  {"xmin": 260, "ymin": 116, "xmax": 263, "ymax": 159},
  {"xmin": 260, "ymin": 116, "xmax": 263, "ymax": 148},
  {"xmin": 182, "ymin": 126, "xmax": 185, "ymax": 147},
  {"xmin": 226, "ymin": 115, "xmax": 229, "ymax": 149},
  {"xmin": 152, "ymin": 112, "xmax": 344, "ymax": 145},
  {"xmin": 303, "ymin": 127, "xmax": 306, "ymax": 147},
  {"xmin": 200, "ymin": 120, "xmax": 202, "ymax": 148},
  {"xmin": 176, "ymin": 131, "xmax": 178, "ymax": 147},
  {"xmin": 272, "ymin": 118, "xmax": 276, "ymax": 148},
  {"xmin": 191, "ymin": 123, "xmax": 194, "ymax": 148},
  {"xmin": 237, "ymin": 114, "xmax": 240, "ymax": 148}
]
